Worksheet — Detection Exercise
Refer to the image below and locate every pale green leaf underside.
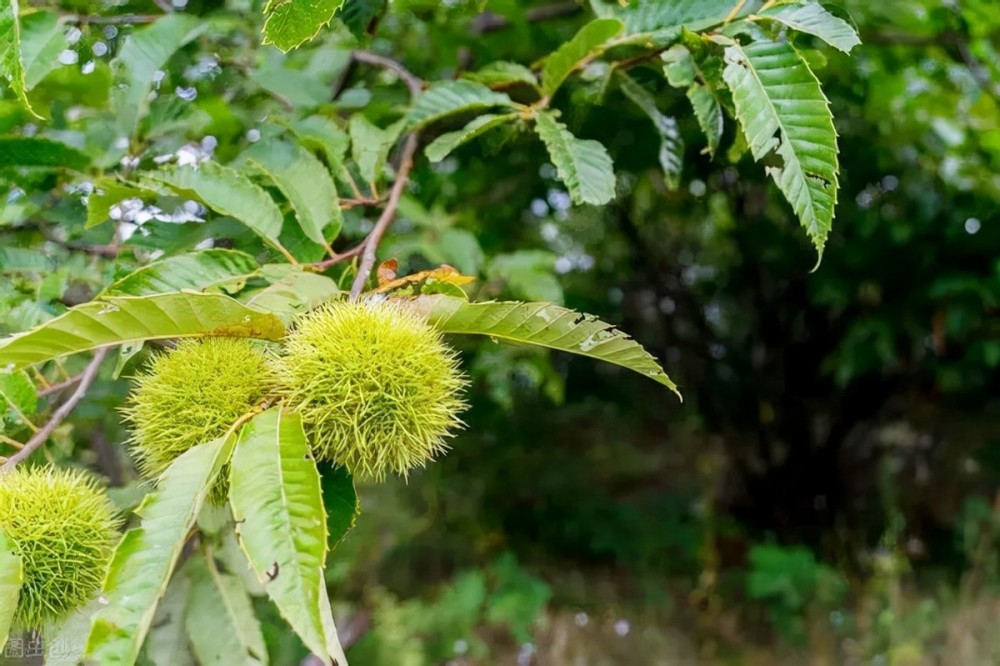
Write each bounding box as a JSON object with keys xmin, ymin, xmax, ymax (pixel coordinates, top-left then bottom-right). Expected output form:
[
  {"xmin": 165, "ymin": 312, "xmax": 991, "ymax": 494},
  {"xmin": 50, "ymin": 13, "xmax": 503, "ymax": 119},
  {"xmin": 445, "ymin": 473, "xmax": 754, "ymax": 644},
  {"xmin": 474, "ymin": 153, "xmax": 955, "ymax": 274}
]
[
  {"xmin": 687, "ymin": 84, "xmax": 724, "ymax": 158},
  {"xmin": 462, "ymin": 61, "xmax": 538, "ymax": 89},
  {"xmin": 616, "ymin": 0, "xmax": 752, "ymax": 34},
  {"xmin": 541, "ymin": 18, "xmax": 623, "ymax": 96},
  {"xmin": 758, "ymin": 2, "xmax": 861, "ymax": 54},
  {"xmin": 145, "ymin": 578, "xmax": 194, "ymax": 666},
  {"xmin": 185, "ymin": 556, "xmax": 268, "ymax": 666},
  {"xmin": 147, "ymin": 163, "xmax": 285, "ymax": 250},
  {"xmin": 618, "ymin": 73, "xmax": 683, "ymax": 189},
  {"xmin": 263, "ymin": 0, "xmax": 345, "ymax": 52},
  {"xmin": 349, "ymin": 115, "xmax": 403, "ymax": 185},
  {"xmin": 85, "ymin": 433, "xmax": 238, "ymax": 666},
  {"xmin": 408, "ymin": 80, "xmax": 515, "ymax": 130},
  {"xmin": 722, "ymin": 40, "xmax": 838, "ymax": 253},
  {"xmin": 244, "ymin": 267, "xmax": 341, "ymax": 323},
  {"xmin": 0, "ymin": 0, "xmax": 39, "ymax": 117},
  {"xmin": 425, "ymin": 113, "xmax": 518, "ymax": 163},
  {"xmin": 243, "ymin": 139, "xmax": 342, "ymax": 246},
  {"xmin": 0, "ymin": 531, "xmax": 23, "ymax": 652},
  {"xmin": 534, "ymin": 112, "xmax": 616, "ymax": 206},
  {"xmin": 0, "ymin": 292, "xmax": 285, "ymax": 369},
  {"xmin": 412, "ymin": 296, "xmax": 679, "ymax": 396},
  {"xmin": 43, "ymin": 599, "xmax": 102, "ymax": 666},
  {"xmin": 100, "ymin": 250, "xmax": 260, "ymax": 297},
  {"xmin": 230, "ymin": 408, "xmax": 339, "ymax": 663}
]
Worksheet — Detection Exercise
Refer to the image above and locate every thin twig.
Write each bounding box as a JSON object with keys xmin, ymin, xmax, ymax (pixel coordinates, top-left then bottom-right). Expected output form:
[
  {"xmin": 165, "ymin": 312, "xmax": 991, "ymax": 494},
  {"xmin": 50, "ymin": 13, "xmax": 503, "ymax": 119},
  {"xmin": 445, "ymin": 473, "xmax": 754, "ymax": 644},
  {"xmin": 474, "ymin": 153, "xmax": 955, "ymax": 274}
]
[
  {"xmin": 349, "ymin": 132, "xmax": 420, "ymax": 300},
  {"xmin": 0, "ymin": 349, "xmax": 108, "ymax": 472},
  {"xmin": 38, "ymin": 374, "xmax": 84, "ymax": 397},
  {"xmin": 353, "ymin": 51, "xmax": 424, "ymax": 96},
  {"xmin": 67, "ymin": 14, "xmax": 161, "ymax": 24}
]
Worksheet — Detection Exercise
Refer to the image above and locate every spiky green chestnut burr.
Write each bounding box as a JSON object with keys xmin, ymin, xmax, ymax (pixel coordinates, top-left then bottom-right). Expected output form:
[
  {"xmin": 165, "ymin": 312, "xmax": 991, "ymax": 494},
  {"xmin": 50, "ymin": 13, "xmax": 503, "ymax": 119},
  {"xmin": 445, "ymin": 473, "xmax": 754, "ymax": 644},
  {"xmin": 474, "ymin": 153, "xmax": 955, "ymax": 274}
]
[
  {"xmin": 122, "ymin": 337, "xmax": 272, "ymax": 486},
  {"xmin": 0, "ymin": 466, "xmax": 120, "ymax": 629},
  {"xmin": 276, "ymin": 300, "xmax": 467, "ymax": 480}
]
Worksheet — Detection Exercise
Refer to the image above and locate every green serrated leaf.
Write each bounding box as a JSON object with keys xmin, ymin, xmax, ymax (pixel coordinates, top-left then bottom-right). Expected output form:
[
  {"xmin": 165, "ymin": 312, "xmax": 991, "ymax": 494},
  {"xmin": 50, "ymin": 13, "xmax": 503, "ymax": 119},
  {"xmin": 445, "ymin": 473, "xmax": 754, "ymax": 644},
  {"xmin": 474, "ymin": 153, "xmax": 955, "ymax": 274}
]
[
  {"xmin": 425, "ymin": 113, "xmax": 518, "ymax": 163},
  {"xmin": 85, "ymin": 432, "xmax": 238, "ymax": 666},
  {"xmin": 263, "ymin": 0, "xmax": 346, "ymax": 52},
  {"xmin": 147, "ymin": 163, "xmax": 286, "ymax": 252},
  {"xmin": 349, "ymin": 114, "xmax": 403, "ymax": 185},
  {"xmin": 687, "ymin": 84, "xmax": 724, "ymax": 157},
  {"xmin": 114, "ymin": 14, "xmax": 206, "ymax": 137},
  {"xmin": 758, "ymin": 2, "xmax": 861, "ymax": 54},
  {"xmin": 0, "ymin": 292, "xmax": 285, "ymax": 370},
  {"xmin": 410, "ymin": 296, "xmax": 679, "ymax": 396},
  {"xmin": 722, "ymin": 40, "xmax": 839, "ymax": 253},
  {"xmin": 101, "ymin": 250, "xmax": 260, "ymax": 297},
  {"xmin": 185, "ymin": 555, "xmax": 268, "ymax": 666},
  {"xmin": 229, "ymin": 407, "xmax": 346, "ymax": 666},
  {"xmin": 533, "ymin": 112, "xmax": 615, "ymax": 206},
  {"xmin": 617, "ymin": 73, "xmax": 683, "ymax": 189},
  {"xmin": 19, "ymin": 11, "xmax": 67, "ymax": 90},
  {"xmin": 617, "ymin": 0, "xmax": 747, "ymax": 34},
  {"xmin": 0, "ymin": 137, "xmax": 89, "ymax": 169},
  {"xmin": 290, "ymin": 115, "xmax": 350, "ymax": 175},
  {"xmin": 0, "ymin": 531, "xmax": 23, "ymax": 652},
  {"xmin": 407, "ymin": 81, "xmax": 515, "ymax": 130},
  {"xmin": 0, "ymin": 0, "xmax": 40, "ymax": 117},
  {"xmin": 462, "ymin": 61, "xmax": 539, "ymax": 89},
  {"xmin": 242, "ymin": 139, "xmax": 342, "ymax": 246},
  {"xmin": 541, "ymin": 18, "xmax": 623, "ymax": 96},
  {"xmin": 145, "ymin": 576, "xmax": 194, "ymax": 666}
]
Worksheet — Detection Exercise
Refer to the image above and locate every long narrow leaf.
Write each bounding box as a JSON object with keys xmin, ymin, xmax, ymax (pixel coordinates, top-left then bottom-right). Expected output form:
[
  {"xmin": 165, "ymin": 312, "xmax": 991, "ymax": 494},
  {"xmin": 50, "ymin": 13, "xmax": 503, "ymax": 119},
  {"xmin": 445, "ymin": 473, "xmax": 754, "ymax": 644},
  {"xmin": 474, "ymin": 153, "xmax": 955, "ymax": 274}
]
[
  {"xmin": 100, "ymin": 250, "xmax": 260, "ymax": 297},
  {"xmin": 0, "ymin": 0, "xmax": 39, "ymax": 117},
  {"xmin": 723, "ymin": 40, "xmax": 839, "ymax": 253},
  {"xmin": 425, "ymin": 113, "xmax": 518, "ymax": 163},
  {"xmin": 230, "ymin": 408, "xmax": 342, "ymax": 664},
  {"xmin": 242, "ymin": 139, "xmax": 342, "ymax": 246},
  {"xmin": 617, "ymin": 73, "xmax": 684, "ymax": 189},
  {"xmin": 758, "ymin": 2, "xmax": 861, "ymax": 54},
  {"xmin": 534, "ymin": 112, "xmax": 615, "ymax": 206},
  {"xmin": 185, "ymin": 555, "xmax": 268, "ymax": 666},
  {"xmin": 541, "ymin": 18, "xmax": 623, "ymax": 96},
  {"xmin": 147, "ymin": 163, "xmax": 286, "ymax": 252},
  {"xmin": 408, "ymin": 81, "xmax": 515, "ymax": 130},
  {"xmin": 0, "ymin": 292, "xmax": 285, "ymax": 370},
  {"xmin": 85, "ymin": 433, "xmax": 238, "ymax": 665},
  {"xmin": 410, "ymin": 295, "xmax": 679, "ymax": 396}
]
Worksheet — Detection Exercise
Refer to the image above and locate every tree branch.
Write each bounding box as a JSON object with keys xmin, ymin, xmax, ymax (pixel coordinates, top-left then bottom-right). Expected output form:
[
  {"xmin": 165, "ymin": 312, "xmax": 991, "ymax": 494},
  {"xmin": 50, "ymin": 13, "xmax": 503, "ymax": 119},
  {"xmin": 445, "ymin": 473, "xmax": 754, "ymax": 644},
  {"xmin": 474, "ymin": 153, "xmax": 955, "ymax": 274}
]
[
  {"xmin": 352, "ymin": 50, "xmax": 423, "ymax": 96},
  {"xmin": 0, "ymin": 349, "xmax": 108, "ymax": 471},
  {"xmin": 349, "ymin": 132, "xmax": 420, "ymax": 300}
]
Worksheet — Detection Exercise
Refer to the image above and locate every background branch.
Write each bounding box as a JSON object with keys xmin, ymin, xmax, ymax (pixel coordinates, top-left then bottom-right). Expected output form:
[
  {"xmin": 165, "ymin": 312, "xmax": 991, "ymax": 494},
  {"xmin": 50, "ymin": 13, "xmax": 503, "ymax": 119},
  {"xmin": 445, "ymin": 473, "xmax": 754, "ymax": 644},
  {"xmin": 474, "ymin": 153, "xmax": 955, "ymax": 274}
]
[{"xmin": 0, "ymin": 349, "xmax": 108, "ymax": 471}]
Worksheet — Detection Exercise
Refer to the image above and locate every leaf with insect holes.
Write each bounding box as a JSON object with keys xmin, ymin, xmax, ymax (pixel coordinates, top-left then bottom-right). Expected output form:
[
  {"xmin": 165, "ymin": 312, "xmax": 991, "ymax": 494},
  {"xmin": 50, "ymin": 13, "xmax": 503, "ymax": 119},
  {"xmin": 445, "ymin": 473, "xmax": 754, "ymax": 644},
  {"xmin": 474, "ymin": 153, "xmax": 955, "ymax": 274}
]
[
  {"xmin": 723, "ymin": 40, "xmax": 839, "ymax": 254},
  {"xmin": 263, "ymin": 0, "xmax": 346, "ymax": 52},
  {"xmin": 408, "ymin": 295, "xmax": 679, "ymax": 397}
]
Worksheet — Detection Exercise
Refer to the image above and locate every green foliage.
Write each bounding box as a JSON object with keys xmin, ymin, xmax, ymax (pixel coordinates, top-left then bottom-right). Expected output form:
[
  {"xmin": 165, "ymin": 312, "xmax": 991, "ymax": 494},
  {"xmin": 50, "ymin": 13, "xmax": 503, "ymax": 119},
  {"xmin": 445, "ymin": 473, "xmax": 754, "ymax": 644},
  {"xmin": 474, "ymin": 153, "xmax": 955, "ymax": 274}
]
[
  {"xmin": 122, "ymin": 337, "xmax": 273, "ymax": 480},
  {"xmin": 263, "ymin": 0, "xmax": 346, "ymax": 53},
  {"xmin": 0, "ymin": 466, "xmax": 119, "ymax": 629},
  {"xmin": 413, "ymin": 296, "xmax": 679, "ymax": 395},
  {"xmin": 0, "ymin": 137, "xmax": 88, "ymax": 169},
  {"xmin": 534, "ymin": 111, "xmax": 617, "ymax": 205},
  {"xmin": 85, "ymin": 432, "xmax": 236, "ymax": 665},
  {"xmin": 747, "ymin": 544, "xmax": 847, "ymax": 644},
  {"xmin": 230, "ymin": 408, "xmax": 347, "ymax": 665},
  {"xmin": 0, "ymin": 293, "xmax": 286, "ymax": 370},
  {"xmin": 0, "ymin": 0, "xmax": 38, "ymax": 117},
  {"xmin": 277, "ymin": 301, "xmax": 467, "ymax": 480},
  {"xmin": 541, "ymin": 18, "xmax": 623, "ymax": 97}
]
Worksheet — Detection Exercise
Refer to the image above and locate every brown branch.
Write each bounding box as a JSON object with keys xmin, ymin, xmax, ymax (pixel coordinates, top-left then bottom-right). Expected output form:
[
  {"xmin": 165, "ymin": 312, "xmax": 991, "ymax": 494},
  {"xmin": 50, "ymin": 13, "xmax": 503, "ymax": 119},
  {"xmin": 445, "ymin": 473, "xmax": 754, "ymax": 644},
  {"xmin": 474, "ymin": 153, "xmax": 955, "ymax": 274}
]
[
  {"xmin": 38, "ymin": 373, "xmax": 83, "ymax": 397},
  {"xmin": 352, "ymin": 51, "xmax": 424, "ymax": 96},
  {"xmin": 0, "ymin": 349, "xmax": 108, "ymax": 471},
  {"xmin": 349, "ymin": 132, "xmax": 420, "ymax": 300},
  {"xmin": 471, "ymin": 2, "xmax": 582, "ymax": 35}
]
